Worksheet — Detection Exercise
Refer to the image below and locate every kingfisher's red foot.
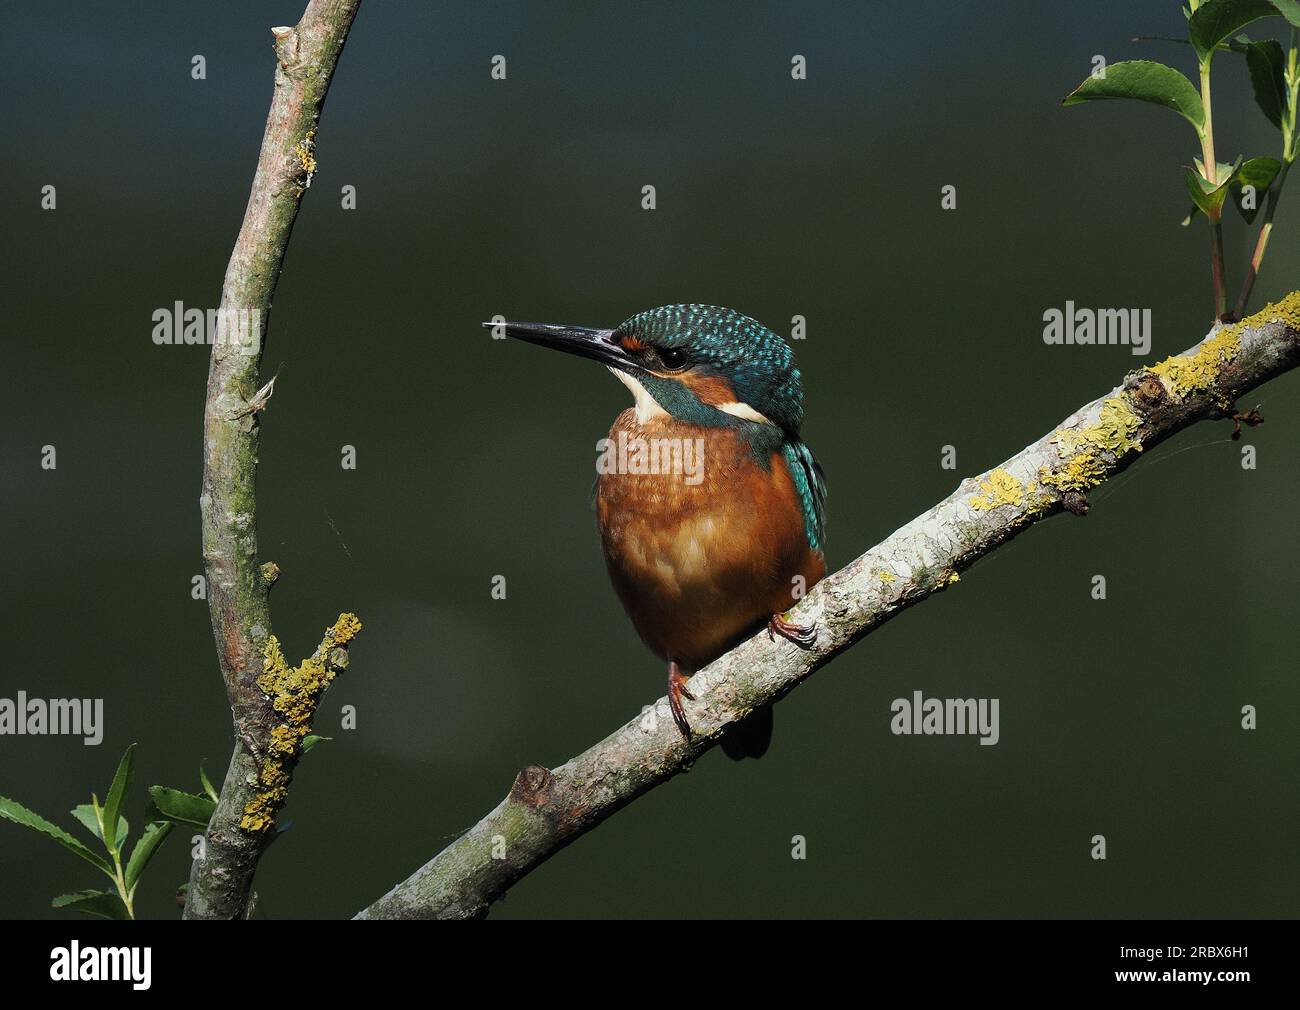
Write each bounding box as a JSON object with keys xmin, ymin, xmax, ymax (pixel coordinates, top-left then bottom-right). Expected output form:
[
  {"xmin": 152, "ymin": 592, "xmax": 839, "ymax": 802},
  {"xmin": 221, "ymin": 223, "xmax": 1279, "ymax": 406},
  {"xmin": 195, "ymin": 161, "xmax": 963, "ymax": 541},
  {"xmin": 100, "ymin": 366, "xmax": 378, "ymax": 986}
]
[
  {"xmin": 667, "ymin": 661, "xmax": 695, "ymax": 741},
  {"xmin": 768, "ymin": 612, "xmax": 817, "ymax": 647}
]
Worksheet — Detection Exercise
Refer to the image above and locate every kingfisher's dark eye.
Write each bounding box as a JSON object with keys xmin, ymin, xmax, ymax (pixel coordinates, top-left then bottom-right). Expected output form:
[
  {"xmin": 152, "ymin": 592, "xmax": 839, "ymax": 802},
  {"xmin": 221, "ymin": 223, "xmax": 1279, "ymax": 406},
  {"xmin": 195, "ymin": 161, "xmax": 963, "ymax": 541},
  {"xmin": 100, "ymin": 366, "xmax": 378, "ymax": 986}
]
[{"xmin": 657, "ymin": 347, "xmax": 689, "ymax": 370}]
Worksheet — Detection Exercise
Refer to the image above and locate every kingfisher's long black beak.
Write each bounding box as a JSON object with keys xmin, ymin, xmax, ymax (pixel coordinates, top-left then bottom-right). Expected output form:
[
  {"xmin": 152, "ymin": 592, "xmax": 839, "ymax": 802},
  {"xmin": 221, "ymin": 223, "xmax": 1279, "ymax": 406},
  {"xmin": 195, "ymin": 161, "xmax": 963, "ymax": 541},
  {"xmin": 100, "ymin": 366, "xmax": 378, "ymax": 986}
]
[{"xmin": 486, "ymin": 320, "xmax": 637, "ymax": 372}]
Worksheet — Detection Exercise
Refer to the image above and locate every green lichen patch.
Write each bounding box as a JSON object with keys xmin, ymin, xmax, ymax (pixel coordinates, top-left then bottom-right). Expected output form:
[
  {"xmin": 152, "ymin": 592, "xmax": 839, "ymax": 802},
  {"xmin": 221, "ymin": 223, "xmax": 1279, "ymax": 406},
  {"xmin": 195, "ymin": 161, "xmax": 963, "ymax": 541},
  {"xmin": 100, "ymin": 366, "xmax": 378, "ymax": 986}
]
[{"xmin": 954, "ymin": 521, "xmax": 983, "ymax": 550}]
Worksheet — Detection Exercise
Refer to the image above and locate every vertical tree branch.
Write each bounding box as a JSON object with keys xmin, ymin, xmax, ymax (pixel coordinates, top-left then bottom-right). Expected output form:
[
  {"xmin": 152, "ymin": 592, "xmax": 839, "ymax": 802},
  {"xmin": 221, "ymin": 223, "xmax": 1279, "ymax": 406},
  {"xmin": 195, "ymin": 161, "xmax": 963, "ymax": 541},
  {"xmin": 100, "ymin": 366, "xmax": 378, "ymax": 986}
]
[{"xmin": 187, "ymin": 0, "xmax": 362, "ymax": 921}]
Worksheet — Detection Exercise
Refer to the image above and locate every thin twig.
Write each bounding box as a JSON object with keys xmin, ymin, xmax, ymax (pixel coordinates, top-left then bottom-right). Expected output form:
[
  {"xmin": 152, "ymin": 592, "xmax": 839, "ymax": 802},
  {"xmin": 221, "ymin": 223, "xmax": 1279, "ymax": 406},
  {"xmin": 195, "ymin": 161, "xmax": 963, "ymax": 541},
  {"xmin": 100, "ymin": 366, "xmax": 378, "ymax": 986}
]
[{"xmin": 1234, "ymin": 164, "xmax": 1288, "ymax": 320}]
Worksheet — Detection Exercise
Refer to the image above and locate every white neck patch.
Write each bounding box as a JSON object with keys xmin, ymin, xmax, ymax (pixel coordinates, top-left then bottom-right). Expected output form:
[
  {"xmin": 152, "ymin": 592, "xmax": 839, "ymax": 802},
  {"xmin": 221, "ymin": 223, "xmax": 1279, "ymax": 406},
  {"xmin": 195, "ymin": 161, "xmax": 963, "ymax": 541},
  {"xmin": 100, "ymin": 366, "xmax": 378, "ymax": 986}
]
[
  {"xmin": 714, "ymin": 401, "xmax": 774, "ymax": 425},
  {"xmin": 608, "ymin": 367, "xmax": 667, "ymax": 423}
]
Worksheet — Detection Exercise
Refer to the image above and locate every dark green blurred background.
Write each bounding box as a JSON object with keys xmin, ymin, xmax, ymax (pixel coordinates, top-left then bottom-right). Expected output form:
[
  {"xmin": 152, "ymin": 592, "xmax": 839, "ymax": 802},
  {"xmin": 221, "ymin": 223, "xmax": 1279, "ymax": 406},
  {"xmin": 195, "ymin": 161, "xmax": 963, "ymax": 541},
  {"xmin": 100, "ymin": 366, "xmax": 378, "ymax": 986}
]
[{"xmin": 2, "ymin": 1, "xmax": 1296, "ymax": 919}]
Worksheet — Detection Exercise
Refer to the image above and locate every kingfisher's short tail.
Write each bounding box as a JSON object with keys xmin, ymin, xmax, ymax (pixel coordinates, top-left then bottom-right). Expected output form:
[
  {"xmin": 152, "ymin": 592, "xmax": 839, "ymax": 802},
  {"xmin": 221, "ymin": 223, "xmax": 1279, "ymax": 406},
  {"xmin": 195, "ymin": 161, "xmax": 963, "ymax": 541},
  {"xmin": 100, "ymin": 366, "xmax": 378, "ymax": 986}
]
[{"xmin": 720, "ymin": 704, "xmax": 774, "ymax": 760}]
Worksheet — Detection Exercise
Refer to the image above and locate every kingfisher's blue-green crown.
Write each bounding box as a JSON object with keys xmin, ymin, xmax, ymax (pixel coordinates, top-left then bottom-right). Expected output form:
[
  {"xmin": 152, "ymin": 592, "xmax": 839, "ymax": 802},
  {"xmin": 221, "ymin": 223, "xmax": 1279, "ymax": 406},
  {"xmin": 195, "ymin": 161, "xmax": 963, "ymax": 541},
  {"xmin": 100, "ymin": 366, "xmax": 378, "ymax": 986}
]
[{"xmin": 615, "ymin": 304, "xmax": 806, "ymax": 435}]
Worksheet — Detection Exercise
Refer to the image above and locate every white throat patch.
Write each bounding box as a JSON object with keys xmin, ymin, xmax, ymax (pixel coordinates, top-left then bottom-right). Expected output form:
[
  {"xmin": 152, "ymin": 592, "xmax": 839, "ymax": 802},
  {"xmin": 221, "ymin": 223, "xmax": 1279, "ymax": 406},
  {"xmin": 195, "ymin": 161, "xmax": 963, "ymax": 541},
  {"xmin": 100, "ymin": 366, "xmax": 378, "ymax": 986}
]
[{"xmin": 608, "ymin": 367, "xmax": 668, "ymax": 423}]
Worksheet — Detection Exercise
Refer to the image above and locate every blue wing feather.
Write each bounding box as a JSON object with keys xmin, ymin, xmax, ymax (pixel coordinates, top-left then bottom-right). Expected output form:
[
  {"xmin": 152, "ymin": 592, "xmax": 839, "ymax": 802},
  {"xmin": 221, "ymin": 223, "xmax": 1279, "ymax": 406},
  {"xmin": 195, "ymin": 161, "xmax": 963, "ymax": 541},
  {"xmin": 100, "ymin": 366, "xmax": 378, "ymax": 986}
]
[{"xmin": 781, "ymin": 440, "xmax": 826, "ymax": 552}]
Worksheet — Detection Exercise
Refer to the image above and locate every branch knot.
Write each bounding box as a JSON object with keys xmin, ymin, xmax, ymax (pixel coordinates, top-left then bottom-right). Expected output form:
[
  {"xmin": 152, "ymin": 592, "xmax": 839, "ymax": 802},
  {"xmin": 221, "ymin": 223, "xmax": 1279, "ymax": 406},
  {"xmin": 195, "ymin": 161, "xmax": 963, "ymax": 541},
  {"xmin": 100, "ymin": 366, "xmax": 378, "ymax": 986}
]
[{"xmin": 510, "ymin": 766, "xmax": 555, "ymax": 809}]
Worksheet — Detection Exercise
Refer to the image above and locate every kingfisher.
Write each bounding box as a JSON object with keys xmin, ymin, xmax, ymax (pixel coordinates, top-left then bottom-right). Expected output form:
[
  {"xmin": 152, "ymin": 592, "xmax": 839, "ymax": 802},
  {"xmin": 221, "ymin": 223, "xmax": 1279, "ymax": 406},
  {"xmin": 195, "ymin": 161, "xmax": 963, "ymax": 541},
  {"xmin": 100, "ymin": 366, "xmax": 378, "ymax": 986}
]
[{"xmin": 496, "ymin": 305, "xmax": 826, "ymax": 759}]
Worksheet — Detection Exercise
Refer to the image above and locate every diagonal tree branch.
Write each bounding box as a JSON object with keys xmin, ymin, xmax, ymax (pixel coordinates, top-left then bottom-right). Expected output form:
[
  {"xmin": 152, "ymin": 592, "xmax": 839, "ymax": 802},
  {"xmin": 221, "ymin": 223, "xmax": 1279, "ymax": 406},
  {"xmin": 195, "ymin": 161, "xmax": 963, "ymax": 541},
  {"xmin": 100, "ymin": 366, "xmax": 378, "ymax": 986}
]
[
  {"xmin": 187, "ymin": 0, "xmax": 363, "ymax": 920},
  {"xmin": 356, "ymin": 293, "xmax": 1300, "ymax": 919}
]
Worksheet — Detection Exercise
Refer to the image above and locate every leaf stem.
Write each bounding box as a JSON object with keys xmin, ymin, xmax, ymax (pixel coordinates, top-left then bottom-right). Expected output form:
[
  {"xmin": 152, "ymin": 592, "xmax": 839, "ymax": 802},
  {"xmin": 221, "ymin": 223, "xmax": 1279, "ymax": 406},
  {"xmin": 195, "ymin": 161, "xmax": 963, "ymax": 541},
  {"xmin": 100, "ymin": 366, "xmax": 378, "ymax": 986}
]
[
  {"xmin": 1234, "ymin": 161, "xmax": 1291, "ymax": 319},
  {"xmin": 94, "ymin": 794, "xmax": 135, "ymax": 919},
  {"xmin": 111, "ymin": 849, "xmax": 135, "ymax": 919},
  {"xmin": 1209, "ymin": 216, "xmax": 1228, "ymax": 320},
  {"xmin": 1199, "ymin": 62, "xmax": 1217, "ymax": 183},
  {"xmin": 1233, "ymin": 33, "xmax": 1299, "ymax": 320},
  {"xmin": 1198, "ymin": 57, "xmax": 1227, "ymax": 319}
]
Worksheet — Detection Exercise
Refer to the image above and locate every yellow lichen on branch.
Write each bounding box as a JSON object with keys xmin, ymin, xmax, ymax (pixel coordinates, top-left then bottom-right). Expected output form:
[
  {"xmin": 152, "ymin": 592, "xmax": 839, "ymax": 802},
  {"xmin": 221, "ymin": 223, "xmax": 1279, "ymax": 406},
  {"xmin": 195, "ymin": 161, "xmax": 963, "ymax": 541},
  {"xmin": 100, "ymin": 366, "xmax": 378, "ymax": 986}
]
[
  {"xmin": 240, "ymin": 612, "xmax": 362, "ymax": 833},
  {"xmin": 1149, "ymin": 325, "xmax": 1242, "ymax": 399},
  {"xmin": 968, "ymin": 468, "xmax": 1025, "ymax": 510},
  {"xmin": 1039, "ymin": 396, "xmax": 1143, "ymax": 493},
  {"xmin": 1253, "ymin": 290, "xmax": 1300, "ymax": 331},
  {"xmin": 1036, "ymin": 292, "xmax": 1300, "ymax": 497},
  {"xmin": 293, "ymin": 130, "xmax": 317, "ymax": 188},
  {"xmin": 1150, "ymin": 292, "xmax": 1300, "ymax": 399},
  {"xmin": 330, "ymin": 612, "xmax": 362, "ymax": 644}
]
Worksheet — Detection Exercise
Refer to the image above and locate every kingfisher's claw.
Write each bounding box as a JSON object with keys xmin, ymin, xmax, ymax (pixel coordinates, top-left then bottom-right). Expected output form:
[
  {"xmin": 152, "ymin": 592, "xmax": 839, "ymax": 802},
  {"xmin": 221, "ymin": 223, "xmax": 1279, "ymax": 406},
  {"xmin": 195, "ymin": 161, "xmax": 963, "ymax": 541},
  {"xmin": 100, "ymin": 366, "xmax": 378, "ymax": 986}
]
[
  {"xmin": 667, "ymin": 661, "xmax": 694, "ymax": 741},
  {"xmin": 767, "ymin": 612, "xmax": 816, "ymax": 647}
]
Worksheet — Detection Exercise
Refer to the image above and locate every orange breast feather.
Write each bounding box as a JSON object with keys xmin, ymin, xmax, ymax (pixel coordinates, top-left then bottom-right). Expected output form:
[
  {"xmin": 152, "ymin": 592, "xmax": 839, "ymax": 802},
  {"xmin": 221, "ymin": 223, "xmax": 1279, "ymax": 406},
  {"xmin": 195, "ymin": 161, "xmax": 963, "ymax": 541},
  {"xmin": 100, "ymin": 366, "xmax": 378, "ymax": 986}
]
[{"xmin": 595, "ymin": 410, "xmax": 824, "ymax": 670}]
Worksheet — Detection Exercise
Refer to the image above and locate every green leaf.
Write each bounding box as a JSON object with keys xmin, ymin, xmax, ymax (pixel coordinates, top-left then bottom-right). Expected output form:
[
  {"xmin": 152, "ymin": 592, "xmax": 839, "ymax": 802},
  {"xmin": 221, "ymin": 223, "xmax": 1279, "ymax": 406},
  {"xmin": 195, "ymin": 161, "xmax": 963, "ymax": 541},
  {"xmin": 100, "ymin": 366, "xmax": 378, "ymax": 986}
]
[
  {"xmin": 147, "ymin": 786, "xmax": 216, "ymax": 830},
  {"xmin": 199, "ymin": 765, "xmax": 220, "ymax": 803},
  {"xmin": 1196, "ymin": 156, "xmax": 1243, "ymax": 180},
  {"xmin": 125, "ymin": 821, "xmax": 173, "ymax": 892},
  {"xmin": 1230, "ymin": 156, "xmax": 1283, "ymax": 220},
  {"xmin": 100, "ymin": 743, "xmax": 136, "ymax": 853},
  {"xmin": 1062, "ymin": 60, "xmax": 1205, "ymax": 133},
  {"xmin": 1267, "ymin": 0, "xmax": 1300, "ymax": 28},
  {"xmin": 300, "ymin": 734, "xmax": 331, "ymax": 754},
  {"xmin": 52, "ymin": 889, "xmax": 131, "ymax": 920},
  {"xmin": 1244, "ymin": 38, "xmax": 1288, "ymax": 128},
  {"xmin": 70, "ymin": 804, "xmax": 127, "ymax": 846},
  {"xmin": 1188, "ymin": 0, "xmax": 1281, "ymax": 60},
  {"xmin": 0, "ymin": 795, "xmax": 114, "ymax": 876},
  {"xmin": 1184, "ymin": 157, "xmax": 1242, "ymax": 216}
]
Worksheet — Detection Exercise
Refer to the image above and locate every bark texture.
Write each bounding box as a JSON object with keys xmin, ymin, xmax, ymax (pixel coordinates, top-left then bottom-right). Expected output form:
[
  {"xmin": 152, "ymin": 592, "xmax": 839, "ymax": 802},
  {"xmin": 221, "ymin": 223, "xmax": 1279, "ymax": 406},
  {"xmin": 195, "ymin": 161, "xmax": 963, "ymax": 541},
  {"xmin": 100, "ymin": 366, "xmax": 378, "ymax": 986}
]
[{"xmin": 188, "ymin": 0, "xmax": 362, "ymax": 921}]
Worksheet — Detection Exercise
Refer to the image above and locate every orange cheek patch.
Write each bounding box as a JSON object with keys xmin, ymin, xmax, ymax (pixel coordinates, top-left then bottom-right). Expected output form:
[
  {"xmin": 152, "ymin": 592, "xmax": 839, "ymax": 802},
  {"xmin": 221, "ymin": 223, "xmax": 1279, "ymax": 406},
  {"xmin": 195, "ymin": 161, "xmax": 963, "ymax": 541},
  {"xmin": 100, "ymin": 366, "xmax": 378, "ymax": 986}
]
[
  {"xmin": 679, "ymin": 373, "xmax": 736, "ymax": 405},
  {"xmin": 619, "ymin": 334, "xmax": 646, "ymax": 351}
]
